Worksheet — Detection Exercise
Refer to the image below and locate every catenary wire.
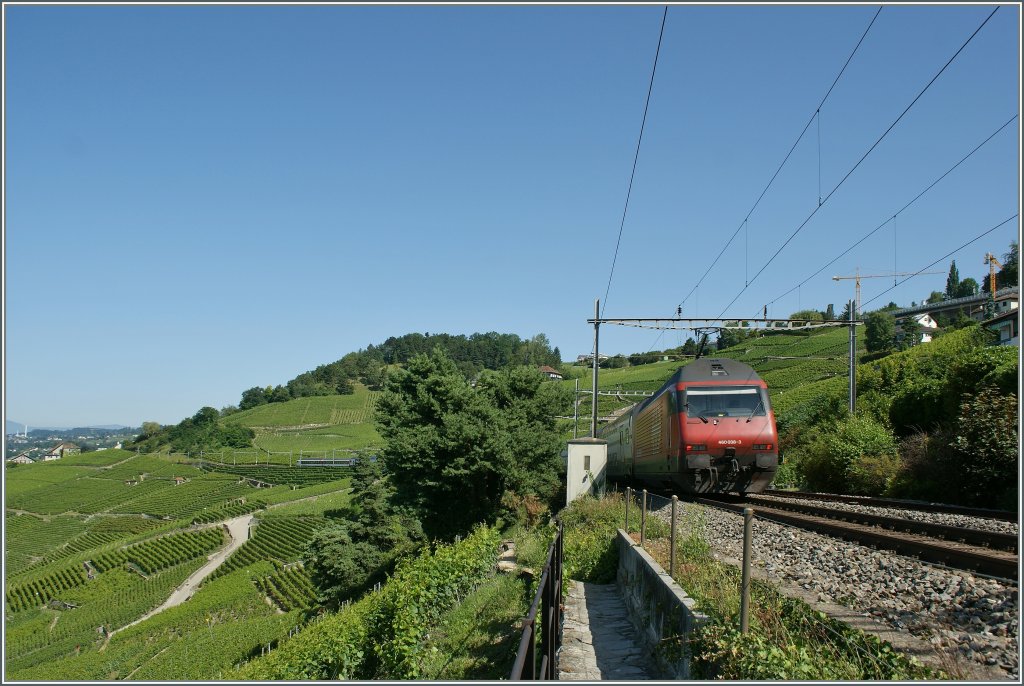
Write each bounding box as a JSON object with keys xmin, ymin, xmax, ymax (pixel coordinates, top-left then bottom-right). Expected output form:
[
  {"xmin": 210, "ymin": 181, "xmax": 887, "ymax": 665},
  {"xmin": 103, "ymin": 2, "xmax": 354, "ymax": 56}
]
[
  {"xmin": 601, "ymin": 6, "xmax": 669, "ymax": 318},
  {"xmin": 670, "ymin": 6, "xmax": 883, "ymax": 318},
  {"xmin": 643, "ymin": 7, "xmax": 882, "ymax": 353},
  {"xmin": 760, "ymin": 114, "xmax": 1017, "ymax": 316},
  {"xmin": 711, "ymin": 6, "xmax": 1001, "ymax": 322}
]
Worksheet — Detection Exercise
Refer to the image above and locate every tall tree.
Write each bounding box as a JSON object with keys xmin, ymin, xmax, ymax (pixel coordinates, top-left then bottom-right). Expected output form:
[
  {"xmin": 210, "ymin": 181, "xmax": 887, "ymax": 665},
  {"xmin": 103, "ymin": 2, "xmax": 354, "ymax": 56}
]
[
  {"xmin": 955, "ymin": 278, "xmax": 979, "ymax": 298},
  {"xmin": 864, "ymin": 311, "xmax": 895, "ymax": 353},
  {"xmin": 824, "ymin": 304, "xmax": 835, "ymax": 321},
  {"xmin": 375, "ymin": 349, "xmax": 569, "ymax": 539},
  {"xmin": 997, "ymin": 241, "xmax": 1018, "ymax": 290},
  {"xmin": 899, "ymin": 317, "xmax": 923, "ymax": 350},
  {"xmin": 239, "ymin": 386, "xmax": 268, "ymax": 410},
  {"xmin": 945, "ymin": 260, "xmax": 960, "ymax": 299}
]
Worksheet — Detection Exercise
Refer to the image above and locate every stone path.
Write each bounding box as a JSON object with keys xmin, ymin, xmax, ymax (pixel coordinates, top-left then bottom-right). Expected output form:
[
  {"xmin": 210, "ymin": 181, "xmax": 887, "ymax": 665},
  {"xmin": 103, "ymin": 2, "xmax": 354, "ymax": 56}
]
[
  {"xmin": 107, "ymin": 514, "xmax": 253, "ymax": 638},
  {"xmin": 557, "ymin": 581, "xmax": 657, "ymax": 680}
]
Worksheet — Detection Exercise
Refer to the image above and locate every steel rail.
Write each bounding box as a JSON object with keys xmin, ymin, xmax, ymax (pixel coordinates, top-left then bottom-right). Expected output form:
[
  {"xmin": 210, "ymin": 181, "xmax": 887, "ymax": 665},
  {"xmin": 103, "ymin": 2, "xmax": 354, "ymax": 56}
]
[
  {"xmin": 693, "ymin": 497, "xmax": 1018, "ymax": 582},
  {"xmin": 745, "ymin": 495, "xmax": 1018, "ymax": 553},
  {"xmin": 763, "ymin": 489, "xmax": 1018, "ymax": 522}
]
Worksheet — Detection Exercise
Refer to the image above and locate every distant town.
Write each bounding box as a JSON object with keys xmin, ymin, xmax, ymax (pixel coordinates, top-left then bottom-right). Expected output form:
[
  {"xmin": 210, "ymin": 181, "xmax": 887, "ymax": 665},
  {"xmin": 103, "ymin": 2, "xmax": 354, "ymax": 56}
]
[{"xmin": 5, "ymin": 426, "xmax": 141, "ymax": 463}]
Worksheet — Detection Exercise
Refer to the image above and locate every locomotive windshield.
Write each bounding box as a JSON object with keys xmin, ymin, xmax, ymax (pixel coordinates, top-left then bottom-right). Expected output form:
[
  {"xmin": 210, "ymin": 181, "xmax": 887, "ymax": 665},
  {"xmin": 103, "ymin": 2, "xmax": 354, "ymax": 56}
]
[{"xmin": 681, "ymin": 386, "xmax": 769, "ymax": 418}]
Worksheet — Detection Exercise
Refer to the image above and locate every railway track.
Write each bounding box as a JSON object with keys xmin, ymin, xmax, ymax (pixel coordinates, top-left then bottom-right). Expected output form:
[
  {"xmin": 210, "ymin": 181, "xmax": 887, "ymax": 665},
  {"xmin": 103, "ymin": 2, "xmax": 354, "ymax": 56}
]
[
  {"xmin": 762, "ymin": 489, "xmax": 1018, "ymax": 522},
  {"xmin": 693, "ymin": 495, "xmax": 1019, "ymax": 582}
]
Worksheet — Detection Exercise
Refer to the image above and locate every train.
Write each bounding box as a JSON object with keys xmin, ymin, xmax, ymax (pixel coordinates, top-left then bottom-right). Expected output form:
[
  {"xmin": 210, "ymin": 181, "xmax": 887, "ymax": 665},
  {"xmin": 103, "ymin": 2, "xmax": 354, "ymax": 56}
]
[{"xmin": 599, "ymin": 358, "xmax": 779, "ymax": 494}]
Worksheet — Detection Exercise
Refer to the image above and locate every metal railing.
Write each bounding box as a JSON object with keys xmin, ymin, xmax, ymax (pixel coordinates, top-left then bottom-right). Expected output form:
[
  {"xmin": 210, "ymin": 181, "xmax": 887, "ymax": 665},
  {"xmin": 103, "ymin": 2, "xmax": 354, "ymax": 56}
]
[{"xmin": 510, "ymin": 521, "xmax": 563, "ymax": 680}]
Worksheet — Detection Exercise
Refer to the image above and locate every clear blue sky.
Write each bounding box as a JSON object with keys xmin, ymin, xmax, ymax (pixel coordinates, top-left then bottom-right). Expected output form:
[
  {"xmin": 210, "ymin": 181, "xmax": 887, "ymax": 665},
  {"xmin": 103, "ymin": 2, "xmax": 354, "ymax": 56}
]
[{"xmin": 4, "ymin": 4, "xmax": 1020, "ymax": 428}]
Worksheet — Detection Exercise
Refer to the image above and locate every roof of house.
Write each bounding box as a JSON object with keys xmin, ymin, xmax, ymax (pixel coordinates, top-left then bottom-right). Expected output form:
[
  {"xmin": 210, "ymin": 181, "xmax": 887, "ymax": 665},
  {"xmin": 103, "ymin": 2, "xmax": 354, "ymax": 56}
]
[
  {"xmin": 982, "ymin": 309, "xmax": 1019, "ymax": 326},
  {"xmin": 539, "ymin": 365, "xmax": 562, "ymax": 375}
]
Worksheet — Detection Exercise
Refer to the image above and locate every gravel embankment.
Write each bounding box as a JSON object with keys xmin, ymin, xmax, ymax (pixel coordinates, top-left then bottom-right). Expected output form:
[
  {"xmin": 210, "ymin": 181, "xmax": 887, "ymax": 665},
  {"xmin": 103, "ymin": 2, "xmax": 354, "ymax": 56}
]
[{"xmin": 652, "ymin": 502, "xmax": 1020, "ymax": 680}]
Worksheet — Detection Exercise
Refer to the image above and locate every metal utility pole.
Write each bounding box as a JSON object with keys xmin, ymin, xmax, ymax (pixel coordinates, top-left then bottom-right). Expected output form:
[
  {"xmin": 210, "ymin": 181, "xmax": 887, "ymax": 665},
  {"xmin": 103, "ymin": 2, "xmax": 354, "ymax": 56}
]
[
  {"xmin": 591, "ymin": 299, "xmax": 600, "ymax": 438},
  {"xmin": 573, "ymin": 378, "xmax": 579, "ymax": 439},
  {"xmin": 848, "ymin": 298, "xmax": 856, "ymax": 414}
]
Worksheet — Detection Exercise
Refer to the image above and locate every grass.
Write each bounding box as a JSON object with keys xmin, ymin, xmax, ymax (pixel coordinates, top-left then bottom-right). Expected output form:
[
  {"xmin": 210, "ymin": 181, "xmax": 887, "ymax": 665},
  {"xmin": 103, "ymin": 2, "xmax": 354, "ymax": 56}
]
[
  {"xmin": 418, "ymin": 573, "xmax": 529, "ymax": 680},
  {"xmin": 215, "ymin": 388, "xmax": 383, "ymax": 456},
  {"xmin": 262, "ymin": 488, "xmax": 351, "ymax": 517},
  {"xmin": 223, "ymin": 388, "xmax": 380, "ymax": 428},
  {"xmin": 253, "ymin": 423, "xmax": 381, "ymax": 455}
]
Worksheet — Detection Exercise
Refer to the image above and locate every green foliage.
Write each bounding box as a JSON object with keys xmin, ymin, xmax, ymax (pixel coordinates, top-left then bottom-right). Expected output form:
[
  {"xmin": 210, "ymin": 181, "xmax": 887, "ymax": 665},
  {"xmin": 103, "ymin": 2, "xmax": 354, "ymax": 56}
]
[
  {"xmin": 90, "ymin": 528, "xmax": 225, "ymax": 576},
  {"xmin": 231, "ymin": 525, "xmax": 500, "ymax": 680},
  {"xmin": 788, "ymin": 309, "xmax": 824, "ymax": 321},
  {"xmin": 130, "ymin": 407, "xmax": 255, "ymax": 454},
  {"xmin": 417, "ymin": 572, "xmax": 527, "ymax": 679},
  {"xmin": 693, "ymin": 597, "xmax": 936, "ymax": 680},
  {"xmin": 368, "ymin": 525, "xmax": 501, "ymax": 679},
  {"xmin": 955, "ymin": 277, "xmax": 979, "ymax": 298},
  {"xmin": 231, "ymin": 593, "xmax": 377, "ymax": 680},
  {"xmin": 793, "ymin": 416, "xmax": 898, "ymax": 495},
  {"xmin": 253, "ymin": 563, "xmax": 319, "ymax": 612},
  {"xmin": 304, "ymin": 524, "xmax": 387, "ymax": 608},
  {"xmin": 213, "ymin": 517, "xmax": 328, "ymax": 578},
  {"xmin": 599, "ymin": 354, "xmax": 629, "ymax": 368},
  {"xmin": 948, "ymin": 387, "xmax": 1018, "ymax": 507},
  {"xmin": 376, "ymin": 349, "xmax": 570, "ymax": 539},
  {"xmin": 864, "ymin": 311, "xmax": 895, "ymax": 353},
  {"xmin": 560, "ymin": 495, "xmax": 623, "ymax": 583},
  {"xmin": 945, "ymin": 260, "xmax": 960, "ymax": 298},
  {"xmin": 997, "ymin": 240, "xmax": 1018, "ymax": 289}
]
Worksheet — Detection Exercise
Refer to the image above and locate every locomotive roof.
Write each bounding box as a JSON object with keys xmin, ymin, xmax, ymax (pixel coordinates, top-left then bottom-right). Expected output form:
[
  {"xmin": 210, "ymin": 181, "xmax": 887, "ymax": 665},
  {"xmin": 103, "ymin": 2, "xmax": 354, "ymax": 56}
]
[
  {"xmin": 627, "ymin": 358, "xmax": 763, "ymax": 418},
  {"xmin": 674, "ymin": 357, "xmax": 763, "ymax": 384},
  {"xmin": 599, "ymin": 358, "xmax": 766, "ymax": 433}
]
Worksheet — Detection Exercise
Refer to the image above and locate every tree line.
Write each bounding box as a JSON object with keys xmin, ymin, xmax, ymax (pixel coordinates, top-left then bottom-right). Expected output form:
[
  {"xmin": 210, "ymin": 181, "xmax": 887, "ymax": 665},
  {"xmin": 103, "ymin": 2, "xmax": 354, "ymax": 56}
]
[{"xmin": 235, "ymin": 331, "xmax": 562, "ymax": 411}]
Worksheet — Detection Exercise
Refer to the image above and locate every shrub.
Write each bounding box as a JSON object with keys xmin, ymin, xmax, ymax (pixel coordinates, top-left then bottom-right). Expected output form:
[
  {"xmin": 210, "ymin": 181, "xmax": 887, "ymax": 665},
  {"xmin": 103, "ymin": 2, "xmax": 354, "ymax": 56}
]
[
  {"xmin": 948, "ymin": 387, "xmax": 1018, "ymax": 508},
  {"xmin": 560, "ymin": 494, "xmax": 622, "ymax": 584},
  {"xmin": 795, "ymin": 416, "xmax": 898, "ymax": 495}
]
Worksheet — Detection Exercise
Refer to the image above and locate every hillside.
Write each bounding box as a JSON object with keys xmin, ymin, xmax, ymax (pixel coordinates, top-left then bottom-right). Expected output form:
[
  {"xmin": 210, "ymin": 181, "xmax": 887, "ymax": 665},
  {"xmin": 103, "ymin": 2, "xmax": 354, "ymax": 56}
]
[
  {"xmin": 4, "ymin": 449, "xmax": 353, "ymax": 679},
  {"xmin": 222, "ymin": 386, "xmax": 382, "ymax": 461},
  {"xmin": 566, "ymin": 325, "xmax": 863, "ymax": 433}
]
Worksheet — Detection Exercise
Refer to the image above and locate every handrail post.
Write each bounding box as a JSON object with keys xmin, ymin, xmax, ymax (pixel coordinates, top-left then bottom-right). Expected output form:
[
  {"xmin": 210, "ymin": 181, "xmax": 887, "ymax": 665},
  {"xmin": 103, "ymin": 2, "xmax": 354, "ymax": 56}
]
[
  {"xmin": 670, "ymin": 495, "xmax": 678, "ymax": 577},
  {"xmin": 625, "ymin": 486, "xmax": 631, "ymax": 533},
  {"xmin": 740, "ymin": 507, "xmax": 753, "ymax": 633},
  {"xmin": 640, "ymin": 489, "xmax": 647, "ymax": 546}
]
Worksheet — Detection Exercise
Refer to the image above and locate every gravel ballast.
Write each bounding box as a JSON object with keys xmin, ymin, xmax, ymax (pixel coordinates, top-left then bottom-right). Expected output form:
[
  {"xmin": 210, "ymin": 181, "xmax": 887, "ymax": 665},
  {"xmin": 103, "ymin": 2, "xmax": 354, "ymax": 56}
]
[{"xmin": 651, "ymin": 500, "xmax": 1020, "ymax": 680}]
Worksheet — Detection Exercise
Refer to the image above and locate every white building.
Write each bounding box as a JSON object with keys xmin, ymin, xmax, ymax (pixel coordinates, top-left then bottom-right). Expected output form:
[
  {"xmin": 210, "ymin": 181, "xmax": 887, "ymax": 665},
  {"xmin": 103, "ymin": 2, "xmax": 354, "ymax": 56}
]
[{"xmin": 895, "ymin": 312, "xmax": 939, "ymax": 344}]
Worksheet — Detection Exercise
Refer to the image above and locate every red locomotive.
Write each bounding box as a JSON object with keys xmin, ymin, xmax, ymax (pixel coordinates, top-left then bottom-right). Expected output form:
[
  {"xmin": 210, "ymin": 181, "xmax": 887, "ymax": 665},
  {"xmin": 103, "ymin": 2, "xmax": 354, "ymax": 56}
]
[{"xmin": 600, "ymin": 358, "xmax": 779, "ymax": 494}]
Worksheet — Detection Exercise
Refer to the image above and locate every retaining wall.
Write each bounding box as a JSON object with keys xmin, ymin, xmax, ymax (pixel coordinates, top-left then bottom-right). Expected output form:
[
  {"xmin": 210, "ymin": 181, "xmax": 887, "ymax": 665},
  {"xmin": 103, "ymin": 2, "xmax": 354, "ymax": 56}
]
[{"xmin": 615, "ymin": 529, "xmax": 709, "ymax": 679}]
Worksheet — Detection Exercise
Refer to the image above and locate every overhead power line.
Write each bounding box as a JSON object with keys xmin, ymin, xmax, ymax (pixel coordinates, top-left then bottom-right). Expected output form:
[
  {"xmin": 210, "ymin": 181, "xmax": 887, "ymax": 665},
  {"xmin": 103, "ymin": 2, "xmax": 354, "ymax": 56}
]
[
  {"xmin": 712, "ymin": 5, "xmax": 1001, "ymax": 321},
  {"xmin": 671, "ymin": 6, "xmax": 883, "ymax": 317},
  {"xmin": 859, "ymin": 214, "xmax": 1019, "ymax": 311},
  {"xmin": 761, "ymin": 114, "xmax": 1018, "ymax": 315},
  {"xmin": 601, "ymin": 6, "xmax": 669, "ymax": 318}
]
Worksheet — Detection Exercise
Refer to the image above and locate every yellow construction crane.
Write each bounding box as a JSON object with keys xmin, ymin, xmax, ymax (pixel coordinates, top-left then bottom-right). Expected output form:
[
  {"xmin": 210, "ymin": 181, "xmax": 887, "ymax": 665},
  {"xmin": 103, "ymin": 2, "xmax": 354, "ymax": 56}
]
[
  {"xmin": 985, "ymin": 252, "xmax": 1002, "ymax": 295},
  {"xmin": 832, "ymin": 268, "xmax": 943, "ymax": 315}
]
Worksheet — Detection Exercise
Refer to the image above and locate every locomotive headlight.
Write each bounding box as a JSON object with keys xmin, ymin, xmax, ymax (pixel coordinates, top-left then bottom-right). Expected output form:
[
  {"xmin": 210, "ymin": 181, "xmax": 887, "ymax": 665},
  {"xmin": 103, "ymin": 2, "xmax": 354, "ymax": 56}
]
[{"xmin": 752, "ymin": 443, "xmax": 774, "ymax": 451}]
